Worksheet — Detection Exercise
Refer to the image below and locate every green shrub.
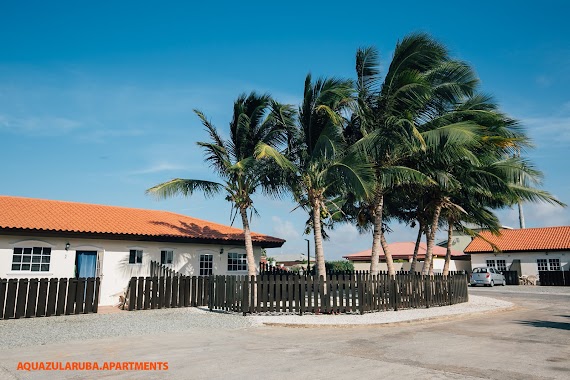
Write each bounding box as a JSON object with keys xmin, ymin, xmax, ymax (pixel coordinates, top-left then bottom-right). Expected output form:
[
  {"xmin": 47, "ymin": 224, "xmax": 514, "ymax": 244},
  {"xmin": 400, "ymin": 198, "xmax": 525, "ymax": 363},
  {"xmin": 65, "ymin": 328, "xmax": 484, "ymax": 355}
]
[{"xmin": 325, "ymin": 260, "xmax": 354, "ymax": 272}]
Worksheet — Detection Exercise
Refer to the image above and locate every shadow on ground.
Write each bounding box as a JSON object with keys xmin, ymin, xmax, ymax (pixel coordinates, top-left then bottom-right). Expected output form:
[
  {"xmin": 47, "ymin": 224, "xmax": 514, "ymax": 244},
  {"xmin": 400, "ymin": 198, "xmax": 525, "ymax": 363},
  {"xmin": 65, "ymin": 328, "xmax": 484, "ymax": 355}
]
[{"xmin": 516, "ymin": 320, "xmax": 570, "ymax": 331}]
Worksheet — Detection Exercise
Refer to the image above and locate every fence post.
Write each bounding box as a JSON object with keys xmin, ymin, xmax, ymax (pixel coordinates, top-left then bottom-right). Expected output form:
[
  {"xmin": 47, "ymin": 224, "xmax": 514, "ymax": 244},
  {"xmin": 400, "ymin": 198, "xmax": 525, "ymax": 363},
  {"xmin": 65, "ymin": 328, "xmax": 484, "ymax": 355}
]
[
  {"xmin": 25, "ymin": 278, "xmax": 39, "ymax": 318},
  {"xmin": 357, "ymin": 275, "xmax": 365, "ymax": 315},
  {"xmin": 424, "ymin": 275, "xmax": 430, "ymax": 308},
  {"xmin": 75, "ymin": 278, "xmax": 85, "ymax": 314},
  {"xmin": 392, "ymin": 276, "xmax": 398, "ymax": 312},
  {"xmin": 65, "ymin": 278, "xmax": 77, "ymax": 315},
  {"xmin": 84, "ymin": 278, "xmax": 95, "ymax": 313},
  {"xmin": 242, "ymin": 276, "xmax": 249, "ymax": 316},
  {"xmin": 90, "ymin": 277, "xmax": 99, "ymax": 313}
]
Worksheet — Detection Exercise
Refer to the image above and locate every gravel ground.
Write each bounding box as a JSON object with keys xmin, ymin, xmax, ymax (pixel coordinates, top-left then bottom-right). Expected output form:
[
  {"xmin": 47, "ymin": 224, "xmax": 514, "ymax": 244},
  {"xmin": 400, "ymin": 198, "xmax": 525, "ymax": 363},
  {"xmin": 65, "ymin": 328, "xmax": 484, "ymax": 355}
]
[
  {"xmin": 0, "ymin": 307, "xmax": 254, "ymax": 349},
  {"xmin": 0, "ymin": 295, "xmax": 512, "ymax": 348}
]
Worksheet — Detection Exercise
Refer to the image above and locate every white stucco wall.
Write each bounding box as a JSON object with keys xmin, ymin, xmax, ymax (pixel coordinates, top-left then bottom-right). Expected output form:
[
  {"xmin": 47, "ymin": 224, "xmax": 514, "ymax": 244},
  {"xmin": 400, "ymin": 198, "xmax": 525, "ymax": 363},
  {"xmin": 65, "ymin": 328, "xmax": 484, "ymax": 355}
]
[
  {"xmin": 0, "ymin": 235, "xmax": 262, "ymax": 306},
  {"xmin": 470, "ymin": 251, "xmax": 570, "ymax": 276}
]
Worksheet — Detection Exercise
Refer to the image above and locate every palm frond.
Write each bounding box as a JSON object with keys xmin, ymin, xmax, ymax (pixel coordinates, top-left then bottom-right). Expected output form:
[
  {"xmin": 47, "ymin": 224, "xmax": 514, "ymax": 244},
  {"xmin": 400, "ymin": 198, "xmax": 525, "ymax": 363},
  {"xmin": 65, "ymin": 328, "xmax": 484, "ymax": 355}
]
[{"xmin": 146, "ymin": 178, "xmax": 223, "ymax": 199}]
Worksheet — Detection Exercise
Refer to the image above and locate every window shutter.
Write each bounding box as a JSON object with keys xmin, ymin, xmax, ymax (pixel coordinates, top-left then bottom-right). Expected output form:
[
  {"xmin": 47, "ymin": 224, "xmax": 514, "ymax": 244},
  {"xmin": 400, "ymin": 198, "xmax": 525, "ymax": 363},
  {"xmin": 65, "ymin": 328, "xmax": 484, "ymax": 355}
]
[
  {"xmin": 129, "ymin": 250, "xmax": 135, "ymax": 264},
  {"xmin": 161, "ymin": 251, "xmax": 166, "ymax": 265}
]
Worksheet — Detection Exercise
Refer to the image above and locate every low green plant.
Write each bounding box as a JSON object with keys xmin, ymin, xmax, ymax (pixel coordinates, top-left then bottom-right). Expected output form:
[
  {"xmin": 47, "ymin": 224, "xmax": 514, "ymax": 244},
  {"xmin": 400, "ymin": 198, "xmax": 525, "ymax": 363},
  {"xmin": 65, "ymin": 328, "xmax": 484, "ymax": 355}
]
[{"xmin": 325, "ymin": 260, "xmax": 355, "ymax": 272}]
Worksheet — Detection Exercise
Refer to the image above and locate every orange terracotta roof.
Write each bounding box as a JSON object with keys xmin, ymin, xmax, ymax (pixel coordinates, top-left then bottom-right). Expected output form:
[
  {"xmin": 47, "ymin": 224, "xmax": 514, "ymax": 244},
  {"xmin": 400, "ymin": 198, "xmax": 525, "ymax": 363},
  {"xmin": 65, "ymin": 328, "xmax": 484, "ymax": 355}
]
[
  {"xmin": 464, "ymin": 226, "xmax": 570, "ymax": 253},
  {"xmin": 343, "ymin": 241, "xmax": 464, "ymax": 261},
  {"xmin": 0, "ymin": 196, "xmax": 285, "ymax": 248}
]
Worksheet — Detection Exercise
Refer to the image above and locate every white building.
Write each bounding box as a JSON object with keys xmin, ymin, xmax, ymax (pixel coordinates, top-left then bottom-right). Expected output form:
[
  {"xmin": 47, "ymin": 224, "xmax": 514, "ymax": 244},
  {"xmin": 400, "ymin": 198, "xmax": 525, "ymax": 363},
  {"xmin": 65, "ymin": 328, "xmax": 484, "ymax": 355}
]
[
  {"xmin": 437, "ymin": 223, "xmax": 513, "ymax": 252},
  {"xmin": 0, "ymin": 196, "xmax": 284, "ymax": 306},
  {"xmin": 465, "ymin": 226, "xmax": 570, "ymax": 277},
  {"xmin": 343, "ymin": 241, "xmax": 472, "ymax": 273}
]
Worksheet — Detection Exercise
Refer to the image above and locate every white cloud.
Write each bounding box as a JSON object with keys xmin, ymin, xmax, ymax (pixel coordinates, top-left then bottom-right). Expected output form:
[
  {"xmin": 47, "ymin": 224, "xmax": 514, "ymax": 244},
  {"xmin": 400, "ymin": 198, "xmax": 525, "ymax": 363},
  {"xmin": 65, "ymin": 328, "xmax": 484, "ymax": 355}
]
[
  {"xmin": 323, "ymin": 224, "xmax": 370, "ymax": 260},
  {"xmin": 271, "ymin": 216, "xmax": 301, "ymax": 241},
  {"xmin": 0, "ymin": 114, "xmax": 82, "ymax": 136},
  {"xmin": 535, "ymin": 75, "xmax": 552, "ymax": 88},
  {"xmin": 76, "ymin": 128, "xmax": 146, "ymax": 143},
  {"xmin": 522, "ymin": 115, "xmax": 570, "ymax": 145},
  {"xmin": 498, "ymin": 202, "xmax": 570, "ymax": 228},
  {"xmin": 129, "ymin": 162, "xmax": 189, "ymax": 175}
]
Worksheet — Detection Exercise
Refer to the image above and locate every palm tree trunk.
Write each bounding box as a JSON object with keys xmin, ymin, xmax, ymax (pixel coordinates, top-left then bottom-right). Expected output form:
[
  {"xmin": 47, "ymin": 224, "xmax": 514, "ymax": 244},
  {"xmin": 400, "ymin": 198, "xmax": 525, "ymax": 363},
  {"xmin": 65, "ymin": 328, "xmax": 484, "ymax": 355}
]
[
  {"xmin": 422, "ymin": 202, "xmax": 443, "ymax": 275},
  {"xmin": 240, "ymin": 207, "xmax": 257, "ymax": 277},
  {"xmin": 442, "ymin": 219, "xmax": 453, "ymax": 276},
  {"xmin": 311, "ymin": 198, "xmax": 326, "ymax": 278},
  {"xmin": 409, "ymin": 223, "xmax": 423, "ymax": 273},
  {"xmin": 369, "ymin": 190, "xmax": 384, "ymax": 275},
  {"xmin": 380, "ymin": 229, "xmax": 395, "ymax": 275},
  {"xmin": 518, "ymin": 201, "xmax": 525, "ymax": 229},
  {"xmin": 369, "ymin": 192, "xmax": 395, "ymax": 276}
]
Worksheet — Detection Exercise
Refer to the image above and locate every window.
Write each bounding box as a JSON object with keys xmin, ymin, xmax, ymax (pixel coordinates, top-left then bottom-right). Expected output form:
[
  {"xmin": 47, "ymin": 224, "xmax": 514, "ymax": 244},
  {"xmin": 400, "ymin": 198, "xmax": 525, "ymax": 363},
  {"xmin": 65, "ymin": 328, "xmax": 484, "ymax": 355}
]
[
  {"xmin": 200, "ymin": 254, "xmax": 213, "ymax": 276},
  {"xmin": 496, "ymin": 260, "xmax": 507, "ymax": 272},
  {"xmin": 129, "ymin": 250, "xmax": 143, "ymax": 264},
  {"xmin": 548, "ymin": 259, "xmax": 561, "ymax": 271},
  {"xmin": 12, "ymin": 247, "xmax": 51, "ymax": 271},
  {"xmin": 161, "ymin": 250, "xmax": 173, "ymax": 265},
  {"xmin": 227, "ymin": 252, "xmax": 247, "ymax": 272},
  {"xmin": 537, "ymin": 258, "xmax": 548, "ymax": 271},
  {"xmin": 486, "ymin": 259, "xmax": 496, "ymax": 268}
]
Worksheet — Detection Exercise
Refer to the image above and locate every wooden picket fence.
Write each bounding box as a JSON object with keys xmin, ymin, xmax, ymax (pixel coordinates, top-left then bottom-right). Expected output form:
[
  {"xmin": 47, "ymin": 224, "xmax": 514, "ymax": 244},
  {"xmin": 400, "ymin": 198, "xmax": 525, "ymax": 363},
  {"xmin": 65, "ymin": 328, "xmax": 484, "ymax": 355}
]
[
  {"xmin": 208, "ymin": 272, "xmax": 469, "ymax": 315},
  {"xmin": 0, "ymin": 277, "xmax": 100, "ymax": 320},
  {"xmin": 539, "ymin": 271, "xmax": 570, "ymax": 286},
  {"xmin": 502, "ymin": 270, "xmax": 520, "ymax": 285},
  {"xmin": 127, "ymin": 276, "xmax": 210, "ymax": 311},
  {"xmin": 150, "ymin": 260, "xmax": 179, "ymax": 278}
]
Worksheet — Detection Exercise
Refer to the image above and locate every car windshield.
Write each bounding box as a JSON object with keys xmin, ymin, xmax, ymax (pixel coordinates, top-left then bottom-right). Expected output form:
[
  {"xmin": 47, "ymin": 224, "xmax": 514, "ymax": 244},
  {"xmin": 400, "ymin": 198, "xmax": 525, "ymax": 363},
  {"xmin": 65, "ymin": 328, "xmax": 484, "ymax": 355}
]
[{"xmin": 473, "ymin": 268, "xmax": 487, "ymax": 273}]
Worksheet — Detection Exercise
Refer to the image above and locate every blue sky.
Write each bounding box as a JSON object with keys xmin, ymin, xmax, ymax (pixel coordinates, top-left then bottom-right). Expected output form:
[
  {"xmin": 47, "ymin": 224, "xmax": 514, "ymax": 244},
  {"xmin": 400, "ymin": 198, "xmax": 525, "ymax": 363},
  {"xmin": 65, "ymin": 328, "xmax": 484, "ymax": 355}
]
[{"xmin": 1, "ymin": 0, "xmax": 569, "ymax": 259}]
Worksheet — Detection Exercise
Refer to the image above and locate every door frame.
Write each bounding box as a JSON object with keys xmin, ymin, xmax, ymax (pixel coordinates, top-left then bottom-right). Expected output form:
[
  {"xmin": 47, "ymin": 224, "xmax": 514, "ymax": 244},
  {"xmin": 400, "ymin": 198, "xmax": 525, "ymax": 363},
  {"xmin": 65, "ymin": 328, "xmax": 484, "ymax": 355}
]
[{"xmin": 75, "ymin": 250, "xmax": 101, "ymax": 278}]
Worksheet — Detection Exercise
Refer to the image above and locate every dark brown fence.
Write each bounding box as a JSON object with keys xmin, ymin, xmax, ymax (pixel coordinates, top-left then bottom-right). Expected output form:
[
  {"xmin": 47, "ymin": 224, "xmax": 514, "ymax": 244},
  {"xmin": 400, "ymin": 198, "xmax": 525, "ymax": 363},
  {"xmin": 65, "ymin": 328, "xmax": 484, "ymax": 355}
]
[
  {"xmin": 208, "ymin": 273, "xmax": 469, "ymax": 315},
  {"xmin": 127, "ymin": 276, "xmax": 210, "ymax": 311},
  {"xmin": 539, "ymin": 271, "xmax": 570, "ymax": 286},
  {"xmin": 502, "ymin": 271, "xmax": 520, "ymax": 285},
  {"xmin": 0, "ymin": 277, "xmax": 100, "ymax": 320},
  {"xmin": 150, "ymin": 260, "xmax": 179, "ymax": 278}
]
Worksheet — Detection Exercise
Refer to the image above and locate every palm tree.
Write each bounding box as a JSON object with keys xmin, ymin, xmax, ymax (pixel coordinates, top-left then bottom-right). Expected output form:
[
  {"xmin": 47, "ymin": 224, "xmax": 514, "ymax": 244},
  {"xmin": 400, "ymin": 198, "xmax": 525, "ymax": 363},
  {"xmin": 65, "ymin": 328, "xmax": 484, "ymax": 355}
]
[
  {"xmin": 348, "ymin": 34, "xmax": 479, "ymax": 275},
  {"xmin": 415, "ymin": 94, "xmax": 565, "ymax": 274},
  {"xmin": 284, "ymin": 74, "xmax": 375, "ymax": 277},
  {"xmin": 146, "ymin": 92, "xmax": 293, "ymax": 277}
]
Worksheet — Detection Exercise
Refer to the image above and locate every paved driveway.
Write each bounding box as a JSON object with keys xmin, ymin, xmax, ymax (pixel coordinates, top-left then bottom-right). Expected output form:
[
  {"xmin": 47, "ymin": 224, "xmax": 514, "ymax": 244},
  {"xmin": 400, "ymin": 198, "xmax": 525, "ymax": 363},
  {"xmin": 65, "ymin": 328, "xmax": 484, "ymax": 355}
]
[{"xmin": 0, "ymin": 288, "xmax": 568, "ymax": 379}]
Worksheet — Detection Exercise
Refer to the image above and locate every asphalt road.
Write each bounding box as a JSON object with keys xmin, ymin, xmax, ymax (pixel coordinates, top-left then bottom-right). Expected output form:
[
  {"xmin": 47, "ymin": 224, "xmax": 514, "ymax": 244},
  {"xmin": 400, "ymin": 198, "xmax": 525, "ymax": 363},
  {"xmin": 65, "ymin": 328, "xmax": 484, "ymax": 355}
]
[{"xmin": 1, "ymin": 288, "xmax": 568, "ymax": 380}]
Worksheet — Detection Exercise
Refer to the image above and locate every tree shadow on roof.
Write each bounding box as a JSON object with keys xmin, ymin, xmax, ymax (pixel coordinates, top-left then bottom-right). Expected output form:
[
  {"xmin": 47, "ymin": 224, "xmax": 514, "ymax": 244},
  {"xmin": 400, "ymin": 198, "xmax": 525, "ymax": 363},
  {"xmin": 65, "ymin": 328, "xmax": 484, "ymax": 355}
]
[
  {"xmin": 149, "ymin": 220, "xmax": 277, "ymax": 242},
  {"xmin": 516, "ymin": 320, "xmax": 570, "ymax": 331},
  {"xmin": 149, "ymin": 220, "xmax": 243, "ymax": 239}
]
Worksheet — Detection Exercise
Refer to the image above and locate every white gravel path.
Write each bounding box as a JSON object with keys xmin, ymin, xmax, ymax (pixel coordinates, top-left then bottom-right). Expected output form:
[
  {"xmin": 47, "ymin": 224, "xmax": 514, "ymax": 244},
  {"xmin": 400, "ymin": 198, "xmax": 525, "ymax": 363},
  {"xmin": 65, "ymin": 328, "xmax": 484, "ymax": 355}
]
[{"xmin": 247, "ymin": 295, "xmax": 513, "ymax": 326}]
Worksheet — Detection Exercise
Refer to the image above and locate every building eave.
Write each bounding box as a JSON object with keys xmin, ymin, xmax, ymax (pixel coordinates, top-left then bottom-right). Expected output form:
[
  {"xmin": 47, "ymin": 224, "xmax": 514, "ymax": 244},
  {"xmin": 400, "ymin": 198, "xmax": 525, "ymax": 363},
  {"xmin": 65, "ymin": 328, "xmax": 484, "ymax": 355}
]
[{"xmin": 0, "ymin": 227, "xmax": 285, "ymax": 249}]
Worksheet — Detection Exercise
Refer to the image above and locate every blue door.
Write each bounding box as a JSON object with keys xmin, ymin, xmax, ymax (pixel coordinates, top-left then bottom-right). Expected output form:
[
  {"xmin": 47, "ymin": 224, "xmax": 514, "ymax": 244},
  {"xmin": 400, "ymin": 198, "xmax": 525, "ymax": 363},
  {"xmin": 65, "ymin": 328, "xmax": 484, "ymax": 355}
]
[{"xmin": 76, "ymin": 251, "xmax": 97, "ymax": 278}]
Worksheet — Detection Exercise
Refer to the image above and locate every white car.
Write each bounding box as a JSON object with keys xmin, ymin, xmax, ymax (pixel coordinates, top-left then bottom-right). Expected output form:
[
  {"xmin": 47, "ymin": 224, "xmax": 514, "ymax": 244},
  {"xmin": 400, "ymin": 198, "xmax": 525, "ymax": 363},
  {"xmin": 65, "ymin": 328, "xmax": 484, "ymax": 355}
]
[{"xmin": 470, "ymin": 267, "xmax": 506, "ymax": 287}]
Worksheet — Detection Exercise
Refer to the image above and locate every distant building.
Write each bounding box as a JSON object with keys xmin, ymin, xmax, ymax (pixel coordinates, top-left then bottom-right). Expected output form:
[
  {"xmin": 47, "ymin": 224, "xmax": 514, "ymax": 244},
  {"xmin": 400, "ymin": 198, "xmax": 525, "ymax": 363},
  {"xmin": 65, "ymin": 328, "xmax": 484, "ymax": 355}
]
[
  {"xmin": 437, "ymin": 223, "xmax": 513, "ymax": 252},
  {"xmin": 269, "ymin": 253, "xmax": 315, "ymax": 269},
  {"xmin": 343, "ymin": 241, "xmax": 470, "ymax": 273},
  {"xmin": 465, "ymin": 226, "xmax": 570, "ymax": 277}
]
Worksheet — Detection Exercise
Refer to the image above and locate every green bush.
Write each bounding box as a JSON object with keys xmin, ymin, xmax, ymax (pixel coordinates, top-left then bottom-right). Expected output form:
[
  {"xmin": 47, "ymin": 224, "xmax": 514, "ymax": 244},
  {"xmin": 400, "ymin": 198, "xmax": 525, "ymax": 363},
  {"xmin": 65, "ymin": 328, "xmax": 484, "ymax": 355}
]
[{"xmin": 325, "ymin": 260, "xmax": 354, "ymax": 272}]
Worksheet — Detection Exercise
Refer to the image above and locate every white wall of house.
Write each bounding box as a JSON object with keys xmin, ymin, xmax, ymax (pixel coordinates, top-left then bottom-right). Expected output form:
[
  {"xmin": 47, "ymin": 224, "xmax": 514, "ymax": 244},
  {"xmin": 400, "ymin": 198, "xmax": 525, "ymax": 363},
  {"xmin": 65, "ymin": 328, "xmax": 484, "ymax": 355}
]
[
  {"xmin": 0, "ymin": 235, "xmax": 262, "ymax": 306},
  {"xmin": 351, "ymin": 258, "xmax": 470, "ymax": 273},
  {"xmin": 470, "ymin": 251, "xmax": 570, "ymax": 276}
]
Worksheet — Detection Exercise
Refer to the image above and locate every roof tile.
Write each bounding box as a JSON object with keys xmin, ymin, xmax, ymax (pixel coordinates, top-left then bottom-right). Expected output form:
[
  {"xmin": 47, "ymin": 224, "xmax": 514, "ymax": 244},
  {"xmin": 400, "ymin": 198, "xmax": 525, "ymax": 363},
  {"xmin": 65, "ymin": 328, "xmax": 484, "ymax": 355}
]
[
  {"xmin": 343, "ymin": 241, "xmax": 464, "ymax": 261},
  {"xmin": 0, "ymin": 196, "xmax": 285, "ymax": 246},
  {"xmin": 464, "ymin": 226, "xmax": 570, "ymax": 253}
]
